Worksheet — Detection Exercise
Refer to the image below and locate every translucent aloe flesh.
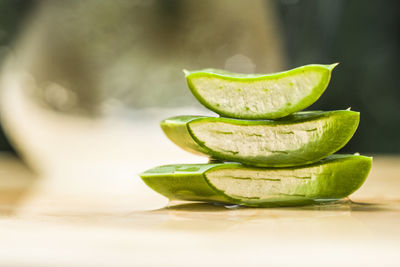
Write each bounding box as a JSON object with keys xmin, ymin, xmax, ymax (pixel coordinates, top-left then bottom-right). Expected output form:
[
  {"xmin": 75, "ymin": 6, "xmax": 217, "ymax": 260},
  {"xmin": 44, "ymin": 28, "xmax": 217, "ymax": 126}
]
[
  {"xmin": 184, "ymin": 64, "xmax": 337, "ymax": 119},
  {"xmin": 140, "ymin": 155, "xmax": 372, "ymax": 207},
  {"xmin": 161, "ymin": 110, "xmax": 359, "ymax": 167}
]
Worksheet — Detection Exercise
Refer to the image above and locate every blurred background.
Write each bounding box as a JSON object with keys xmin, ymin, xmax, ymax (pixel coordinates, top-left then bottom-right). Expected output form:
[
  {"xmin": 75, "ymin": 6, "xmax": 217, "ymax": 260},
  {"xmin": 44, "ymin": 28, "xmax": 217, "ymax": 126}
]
[
  {"xmin": 0, "ymin": 0, "xmax": 399, "ymax": 175},
  {"xmin": 0, "ymin": 2, "xmax": 399, "ymax": 266}
]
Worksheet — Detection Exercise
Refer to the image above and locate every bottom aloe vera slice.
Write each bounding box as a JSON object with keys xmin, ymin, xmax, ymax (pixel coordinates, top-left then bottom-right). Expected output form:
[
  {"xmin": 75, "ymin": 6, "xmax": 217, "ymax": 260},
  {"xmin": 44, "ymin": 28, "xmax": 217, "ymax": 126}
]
[
  {"xmin": 140, "ymin": 154, "xmax": 372, "ymax": 207},
  {"xmin": 161, "ymin": 110, "xmax": 359, "ymax": 167}
]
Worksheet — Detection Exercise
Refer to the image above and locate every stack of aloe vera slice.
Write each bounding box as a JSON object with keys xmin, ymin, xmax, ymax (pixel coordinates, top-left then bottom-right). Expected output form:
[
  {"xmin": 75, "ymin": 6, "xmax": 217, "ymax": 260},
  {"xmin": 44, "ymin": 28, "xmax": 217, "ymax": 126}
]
[{"xmin": 140, "ymin": 64, "xmax": 372, "ymax": 207}]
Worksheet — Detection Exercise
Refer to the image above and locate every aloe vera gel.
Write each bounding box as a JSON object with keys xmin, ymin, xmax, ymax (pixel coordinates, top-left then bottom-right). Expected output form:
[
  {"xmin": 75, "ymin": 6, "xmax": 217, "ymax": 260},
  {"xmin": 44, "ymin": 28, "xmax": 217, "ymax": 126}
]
[{"xmin": 140, "ymin": 64, "xmax": 372, "ymax": 207}]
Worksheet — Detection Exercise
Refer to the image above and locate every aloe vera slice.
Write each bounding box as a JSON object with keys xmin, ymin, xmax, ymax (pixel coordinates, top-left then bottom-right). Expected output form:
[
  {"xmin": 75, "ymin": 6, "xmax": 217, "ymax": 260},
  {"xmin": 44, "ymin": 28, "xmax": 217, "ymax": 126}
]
[
  {"xmin": 161, "ymin": 110, "xmax": 359, "ymax": 167},
  {"xmin": 140, "ymin": 154, "xmax": 372, "ymax": 207},
  {"xmin": 184, "ymin": 64, "xmax": 337, "ymax": 119}
]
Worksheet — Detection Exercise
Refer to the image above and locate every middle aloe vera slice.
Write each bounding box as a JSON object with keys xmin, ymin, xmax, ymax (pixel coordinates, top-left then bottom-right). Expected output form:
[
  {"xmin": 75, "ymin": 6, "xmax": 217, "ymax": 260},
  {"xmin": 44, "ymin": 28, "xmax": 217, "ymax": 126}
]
[{"xmin": 161, "ymin": 110, "xmax": 359, "ymax": 167}]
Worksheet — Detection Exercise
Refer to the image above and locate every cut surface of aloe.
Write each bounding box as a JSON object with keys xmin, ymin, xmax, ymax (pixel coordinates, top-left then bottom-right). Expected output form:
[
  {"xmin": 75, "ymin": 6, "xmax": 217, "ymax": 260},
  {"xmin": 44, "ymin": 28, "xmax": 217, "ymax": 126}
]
[
  {"xmin": 140, "ymin": 154, "xmax": 372, "ymax": 207},
  {"xmin": 184, "ymin": 64, "xmax": 337, "ymax": 119},
  {"xmin": 161, "ymin": 110, "xmax": 359, "ymax": 167}
]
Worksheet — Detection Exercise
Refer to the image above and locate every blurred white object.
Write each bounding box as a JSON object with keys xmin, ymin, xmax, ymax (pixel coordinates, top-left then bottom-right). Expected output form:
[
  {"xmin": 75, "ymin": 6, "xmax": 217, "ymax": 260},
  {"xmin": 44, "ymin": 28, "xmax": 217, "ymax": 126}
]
[{"xmin": 0, "ymin": 0, "xmax": 285, "ymax": 177}]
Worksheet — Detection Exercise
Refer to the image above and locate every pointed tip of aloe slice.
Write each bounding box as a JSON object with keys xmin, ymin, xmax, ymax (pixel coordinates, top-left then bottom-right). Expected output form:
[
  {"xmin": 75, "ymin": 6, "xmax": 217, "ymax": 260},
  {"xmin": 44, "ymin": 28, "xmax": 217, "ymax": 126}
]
[
  {"xmin": 328, "ymin": 62, "xmax": 340, "ymax": 71},
  {"xmin": 182, "ymin": 69, "xmax": 190, "ymax": 76}
]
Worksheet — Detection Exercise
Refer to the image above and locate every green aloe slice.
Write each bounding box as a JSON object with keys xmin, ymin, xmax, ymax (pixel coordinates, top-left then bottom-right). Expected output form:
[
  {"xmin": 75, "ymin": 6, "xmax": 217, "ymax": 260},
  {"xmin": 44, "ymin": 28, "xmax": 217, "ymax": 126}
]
[
  {"xmin": 184, "ymin": 64, "xmax": 337, "ymax": 119},
  {"xmin": 140, "ymin": 154, "xmax": 372, "ymax": 207},
  {"xmin": 161, "ymin": 110, "xmax": 359, "ymax": 167}
]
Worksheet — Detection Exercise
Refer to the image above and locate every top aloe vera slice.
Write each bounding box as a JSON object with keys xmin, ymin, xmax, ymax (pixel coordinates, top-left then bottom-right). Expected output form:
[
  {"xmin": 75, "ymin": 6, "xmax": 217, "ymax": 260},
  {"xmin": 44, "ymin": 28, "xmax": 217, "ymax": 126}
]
[
  {"xmin": 184, "ymin": 64, "xmax": 337, "ymax": 119},
  {"xmin": 161, "ymin": 110, "xmax": 359, "ymax": 167},
  {"xmin": 140, "ymin": 154, "xmax": 372, "ymax": 207}
]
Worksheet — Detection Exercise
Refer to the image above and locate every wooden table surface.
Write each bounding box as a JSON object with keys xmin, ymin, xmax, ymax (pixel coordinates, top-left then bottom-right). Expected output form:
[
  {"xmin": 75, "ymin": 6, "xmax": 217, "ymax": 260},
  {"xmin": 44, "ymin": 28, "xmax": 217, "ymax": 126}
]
[{"xmin": 0, "ymin": 154, "xmax": 399, "ymax": 267}]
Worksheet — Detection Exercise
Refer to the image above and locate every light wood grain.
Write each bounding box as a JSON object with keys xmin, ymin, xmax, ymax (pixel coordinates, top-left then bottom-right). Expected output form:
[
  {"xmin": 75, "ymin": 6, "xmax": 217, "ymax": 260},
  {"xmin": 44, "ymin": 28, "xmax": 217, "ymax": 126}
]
[{"xmin": 0, "ymin": 154, "xmax": 399, "ymax": 266}]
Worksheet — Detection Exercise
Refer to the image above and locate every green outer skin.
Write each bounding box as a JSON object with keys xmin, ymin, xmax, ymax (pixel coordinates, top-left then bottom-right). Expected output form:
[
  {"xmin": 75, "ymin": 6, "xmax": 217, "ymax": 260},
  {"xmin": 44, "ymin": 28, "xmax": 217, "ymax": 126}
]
[
  {"xmin": 140, "ymin": 154, "xmax": 372, "ymax": 207},
  {"xmin": 160, "ymin": 110, "xmax": 359, "ymax": 167},
  {"xmin": 185, "ymin": 64, "xmax": 337, "ymax": 119}
]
